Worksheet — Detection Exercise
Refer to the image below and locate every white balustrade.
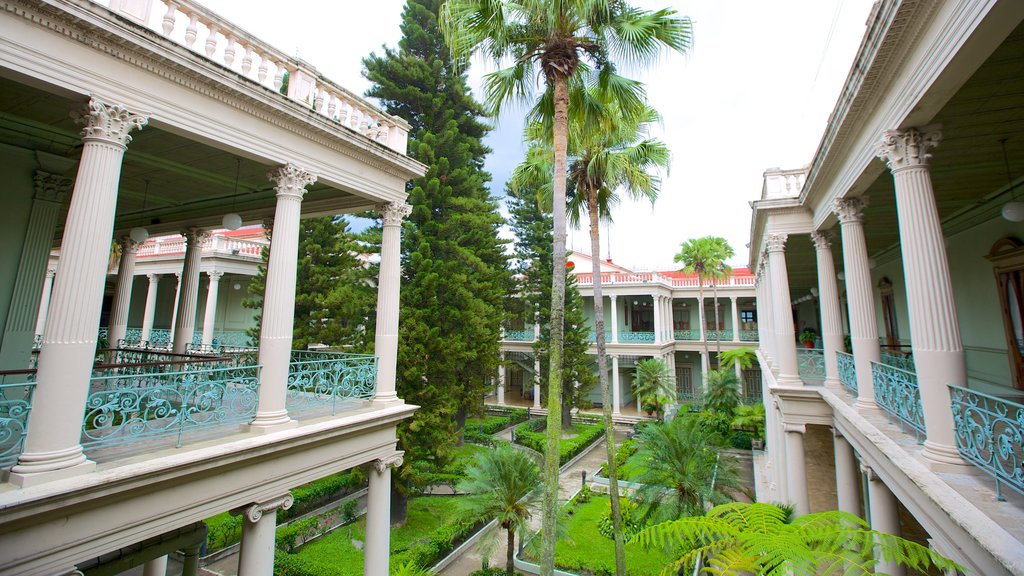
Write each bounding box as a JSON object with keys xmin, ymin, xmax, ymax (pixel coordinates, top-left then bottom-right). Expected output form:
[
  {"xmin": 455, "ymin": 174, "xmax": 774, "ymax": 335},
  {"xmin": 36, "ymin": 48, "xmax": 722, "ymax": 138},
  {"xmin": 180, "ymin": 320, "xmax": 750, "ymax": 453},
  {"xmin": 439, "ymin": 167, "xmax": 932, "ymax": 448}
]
[{"xmin": 574, "ymin": 271, "xmax": 756, "ymax": 288}]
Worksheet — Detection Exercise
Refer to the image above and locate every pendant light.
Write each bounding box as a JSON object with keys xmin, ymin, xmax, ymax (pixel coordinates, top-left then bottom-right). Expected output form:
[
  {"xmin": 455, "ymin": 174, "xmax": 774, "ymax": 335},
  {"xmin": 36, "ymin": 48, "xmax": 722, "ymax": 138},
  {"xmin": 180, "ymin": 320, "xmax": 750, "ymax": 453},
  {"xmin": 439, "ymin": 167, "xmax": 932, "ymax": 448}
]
[
  {"xmin": 129, "ymin": 179, "xmax": 150, "ymax": 243},
  {"xmin": 222, "ymin": 158, "xmax": 243, "ymax": 231},
  {"xmin": 1000, "ymin": 139, "xmax": 1024, "ymax": 222}
]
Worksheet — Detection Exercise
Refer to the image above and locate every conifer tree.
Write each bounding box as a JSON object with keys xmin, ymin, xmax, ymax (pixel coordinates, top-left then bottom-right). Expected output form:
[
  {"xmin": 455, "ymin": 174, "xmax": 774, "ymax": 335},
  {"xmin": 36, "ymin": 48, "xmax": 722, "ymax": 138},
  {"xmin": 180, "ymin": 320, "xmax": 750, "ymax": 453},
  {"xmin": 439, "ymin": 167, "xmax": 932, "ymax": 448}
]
[{"xmin": 363, "ymin": 0, "xmax": 510, "ymax": 522}]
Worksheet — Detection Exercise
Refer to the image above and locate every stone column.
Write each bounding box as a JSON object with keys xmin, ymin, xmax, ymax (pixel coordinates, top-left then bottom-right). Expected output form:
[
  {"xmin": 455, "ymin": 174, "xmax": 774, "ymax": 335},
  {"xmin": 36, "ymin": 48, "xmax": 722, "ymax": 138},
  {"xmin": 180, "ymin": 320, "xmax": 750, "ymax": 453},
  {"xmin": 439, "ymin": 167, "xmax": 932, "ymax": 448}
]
[
  {"xmin": 140, "ymin": 273, "xmax": 159, "ymax": 343},
  {"xmin": 653, "ymin": 295, "xmax": 662, "ymax": 343},
  {"xmin": 236, "ymin": 493, "xmax": 294, "ymax": 576},
  {"xmin": 878, "ymin": 127, "xmax": 965, "ymax": 467},
  {"xmin": 698, "ymin": 296, "xmax": 707, "ymax": 343},
  {"xmin": 201, "ymin": 270, "xmax": 223, "ymax": 346},
  {"xmin": 612, "ymin": 354, "xmax": 621, "ymax": 415},
  {"xmin": 756, "ymin": 262, "xmax": 774, "ymax": 367},
  {"xmin": 665, "ymin": 297, "xmax": 674, "ymax": 341},
  {"xmin": 610, "ymin": 295, "xmax": 619, "ymax": 343},
  {"xmin": 180, "ymin": 545, "xmax": 200, "ymax": 576},
  {"xmin": 784, "ymin": 422, "xmax": 809, "ymax": 516},
  {"xmin": 533, "ymin": 355, "xmax": 541, "ymax": 409},
  {"xmin": 366, "ymin": 454, "xmax": 403, "ymax": 576},
  {"xmin": 142, "ymin": 556, "xmax": 167, "ymax": 576},
  {"xmin": 2, "ymin": 172, "xmax": 68, "ymax": 367},
  {"xmin": 171, "ymin": 229, "xmax": 207, "ymax": 354},
  {"xmin": 10, "ymin": 100, "xmax": 146, "ymax": 486},
  {"xmin": 833, "ymin": 198, "xmax": 880, "ymax": 407},
  {"xmin": 497, "ymin": 352, "xmax": 506, "ymax": 405},
  {"xmin": 766, "ymin": 234, "xmax": 800, "ymax": 386},
  {"xmin": 863, "ymin": 464, "xmax": 905, "ymax": 576},
  {"xmin": 107, "ymin": 236, "xmax": 140, "ymax": 347},
  {"xmin": 730, "ymin": 296, "xmax": 740, "ymax": 342},
  {"xmin": 34, "ymin": 268, "xmax": 56, "ymax": 338},
  {"xmin": 699, "ymin": 351, "xmax": 710, "ymax": 391},
  {"xmin": 168, "ymin": 272, "xmax": 182, "ymax": 340},
  {"xmin": 372, "ymin": 201, "xmax": 411, "ymax": 405},
  {"xmin": 252, "ymin": 165, "xmax": 316, "ymax": 430},
  {"xmin": 812, "ymin": 231, "xmax": 844, "ymax": 387},
  {"xmin": 833, "ymin": 431, "xmax": 861, "ymax": 517},
  {"xmin": 772, "ymin": 402, "xmax": 788, "ymax": 499}
]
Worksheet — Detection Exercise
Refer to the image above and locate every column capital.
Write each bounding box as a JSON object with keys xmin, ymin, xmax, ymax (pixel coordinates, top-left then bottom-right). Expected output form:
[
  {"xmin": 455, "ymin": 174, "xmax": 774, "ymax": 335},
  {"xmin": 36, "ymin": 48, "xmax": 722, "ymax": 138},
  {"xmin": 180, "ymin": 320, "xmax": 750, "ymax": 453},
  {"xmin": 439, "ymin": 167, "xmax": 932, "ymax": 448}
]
[
  {"xmin": 207, "ymin": 269, "xmax": 225, "ymax": 281},
  {"xmin": 859, "ymin": 462, "xmax": 878, "ymax": 482},
  {"xmin": 268, "ymin": 164, "xmax": 317, "ymax": 199},
  {"xmin": 878, "ymin": 125, "xmax": 941, "ymax": 172},
  {"xmin": 71, "ymin": 99, "xmax": 147, "ymax": 147},
  {"xmin": 181, "ymin": 227, "xmax": 211, "ymax": 245},
  {"xmin": 46, "ymin": 268, "xmax": 57, "ymax": 279},
  {"xmin": 765, "ymin": 233, "xmax": 788, "ymax": 253},
  {"xmin": 379, "ymin": 201, "xmax": 413, "ymax": 227},
  {"xmin": 832, "ymin": 197, "xmax": 867, "ymax": 224},
  {"xmin": 174, "ymin": 272, "xmax": 182, "ymax": 281},
  {"xmin": 239, "ymin": 493, "xmax": 294, "ymax": 523},
  {"xmin": 373, "ymin": 452, "xmax": 405, "ymax": 473},
  {"xmin": 782, "ymin": 422, "xmax": 806, "ymax": 435},
  {"xmin": 33, "ymin": 171, "xmax": 72, "ymax": 203},
  {"xmin": 117, "ymin": 235, "xmax": 142, "ymax": 254},
  {"xmin": 810, "ymin": 230, "xmax": 833, "ymax": 251}
]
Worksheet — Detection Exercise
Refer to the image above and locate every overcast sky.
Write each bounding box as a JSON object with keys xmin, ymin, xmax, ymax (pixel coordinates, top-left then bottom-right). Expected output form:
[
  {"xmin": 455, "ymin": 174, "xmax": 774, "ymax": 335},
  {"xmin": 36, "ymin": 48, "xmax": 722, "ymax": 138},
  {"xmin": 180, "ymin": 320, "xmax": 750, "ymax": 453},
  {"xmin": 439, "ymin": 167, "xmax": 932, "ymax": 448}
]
[{"xmin": 198, "ymin": 0, "xmax": 874, "ymax": 271}]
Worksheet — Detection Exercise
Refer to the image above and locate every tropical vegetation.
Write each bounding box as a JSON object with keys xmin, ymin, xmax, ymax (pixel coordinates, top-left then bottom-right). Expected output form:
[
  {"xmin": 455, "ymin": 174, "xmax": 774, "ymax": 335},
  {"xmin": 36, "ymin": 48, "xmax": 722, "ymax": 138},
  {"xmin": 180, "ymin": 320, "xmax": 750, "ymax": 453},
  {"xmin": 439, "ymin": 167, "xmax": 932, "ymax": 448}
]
[
  {"xmin": 633, "ymin": 358, "xmax": 675, "ymax": 417},
  {"xmin": 674, "ymin": 236, "xmax": 735, "ymax": 359}
]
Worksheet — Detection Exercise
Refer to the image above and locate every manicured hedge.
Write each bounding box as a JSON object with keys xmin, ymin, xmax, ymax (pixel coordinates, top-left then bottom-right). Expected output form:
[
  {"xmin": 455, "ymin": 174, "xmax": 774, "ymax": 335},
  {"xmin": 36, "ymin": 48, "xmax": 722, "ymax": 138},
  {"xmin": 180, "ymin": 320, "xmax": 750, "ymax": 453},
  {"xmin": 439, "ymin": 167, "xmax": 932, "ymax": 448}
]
[{"xmin": 513, "ymin": 419, "xmax": 604, "ymax": 465}]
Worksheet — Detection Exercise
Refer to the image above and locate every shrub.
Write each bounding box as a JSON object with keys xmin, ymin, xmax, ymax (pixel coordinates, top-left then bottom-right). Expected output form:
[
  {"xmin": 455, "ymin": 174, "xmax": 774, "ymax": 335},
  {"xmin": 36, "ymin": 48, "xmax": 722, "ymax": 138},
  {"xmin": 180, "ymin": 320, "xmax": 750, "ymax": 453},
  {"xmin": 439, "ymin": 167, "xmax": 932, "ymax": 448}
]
[
  {"xmin": 513, "ymin": 420, "xmax": 604, "ymax": 465},
  {"xmin": 469, "ymin": 569, "xmax": 508, "ymax": 576},
  {"xmin": 596, "ymin": 497, "xmax": 644, "ymax": 541},
  {"xmin": 572, "ymin": 484, "xmax": 592, "ymax": 506},
  {"xmin": 730, "ymin": 430, "xmax": 753, "ymax": 450}
]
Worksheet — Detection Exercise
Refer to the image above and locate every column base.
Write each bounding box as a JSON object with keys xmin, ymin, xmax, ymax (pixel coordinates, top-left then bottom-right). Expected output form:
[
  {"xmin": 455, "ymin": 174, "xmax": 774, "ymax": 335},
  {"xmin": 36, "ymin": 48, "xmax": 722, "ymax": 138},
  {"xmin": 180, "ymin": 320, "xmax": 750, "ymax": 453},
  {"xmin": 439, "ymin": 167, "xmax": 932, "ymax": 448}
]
[
  {"xmin": 775, "ymin": 374, "xmax": 802, "ymax": 387},
  {"xmin": 9, "ymin": 453, "xmax": 95, "ymax": 488},
  {"xmin": 921, "ymin": 440, "xmax": 973, "ymax": 473},
  {"xmin": 854, "ymin": 398, "xmax": 878, "ymax": 411},
  {"xmin": 248, "ymin": 412, "xmax": 297, "ymax": 434},
  {"xmin": 371, "ymin": 393, "xmax": 405, "ymax": 408}
]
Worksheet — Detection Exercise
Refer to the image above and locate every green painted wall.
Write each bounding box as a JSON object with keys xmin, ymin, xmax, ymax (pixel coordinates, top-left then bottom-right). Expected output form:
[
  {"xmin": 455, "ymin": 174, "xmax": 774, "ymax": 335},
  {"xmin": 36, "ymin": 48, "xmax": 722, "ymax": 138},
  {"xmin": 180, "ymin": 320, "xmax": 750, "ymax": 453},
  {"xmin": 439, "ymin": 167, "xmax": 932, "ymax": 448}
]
[{"xmin": 0, "ymin": 148, "xmax": 41, "ymax": 365}]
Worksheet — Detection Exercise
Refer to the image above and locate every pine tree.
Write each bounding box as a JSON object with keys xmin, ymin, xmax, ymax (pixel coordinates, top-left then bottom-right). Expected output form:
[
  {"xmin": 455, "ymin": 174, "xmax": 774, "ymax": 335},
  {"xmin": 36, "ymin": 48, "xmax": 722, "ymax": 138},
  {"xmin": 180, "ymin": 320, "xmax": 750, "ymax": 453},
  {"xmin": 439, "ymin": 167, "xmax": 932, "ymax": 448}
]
[{"xmin": 363, "ymin": 0, "xmax": 510, "ymax": 523}]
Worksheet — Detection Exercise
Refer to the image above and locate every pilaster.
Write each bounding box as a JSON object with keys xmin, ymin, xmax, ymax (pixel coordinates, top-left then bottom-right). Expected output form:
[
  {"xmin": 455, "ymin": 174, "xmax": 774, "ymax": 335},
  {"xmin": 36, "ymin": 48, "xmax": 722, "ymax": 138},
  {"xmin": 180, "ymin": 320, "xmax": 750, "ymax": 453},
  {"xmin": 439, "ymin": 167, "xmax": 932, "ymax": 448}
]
[
  {"xmin": 812, "ymin": 231, "xmax": 844, "ymax": 387},
  {"xmin": 371, "ymin": 201, "xmax": 410, "ymax": 406}
]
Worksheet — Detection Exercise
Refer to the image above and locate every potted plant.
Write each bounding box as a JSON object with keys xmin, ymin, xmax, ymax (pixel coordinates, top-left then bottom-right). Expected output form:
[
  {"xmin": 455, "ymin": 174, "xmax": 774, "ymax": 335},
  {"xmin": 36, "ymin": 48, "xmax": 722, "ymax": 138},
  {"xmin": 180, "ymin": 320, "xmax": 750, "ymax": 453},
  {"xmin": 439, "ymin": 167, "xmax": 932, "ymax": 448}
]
[{"xmin": 798, "ymin": 329, "xmax": 817, "ymax": 348}]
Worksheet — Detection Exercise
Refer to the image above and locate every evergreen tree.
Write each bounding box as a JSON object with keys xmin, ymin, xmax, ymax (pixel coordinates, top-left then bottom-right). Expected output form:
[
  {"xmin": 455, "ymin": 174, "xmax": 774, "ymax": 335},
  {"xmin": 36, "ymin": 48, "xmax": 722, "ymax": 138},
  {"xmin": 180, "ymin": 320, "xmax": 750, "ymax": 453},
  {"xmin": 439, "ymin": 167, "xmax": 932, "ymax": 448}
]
[{"xmin": 363, "ymin": 0, "xmax": 511, "ymax": 523}]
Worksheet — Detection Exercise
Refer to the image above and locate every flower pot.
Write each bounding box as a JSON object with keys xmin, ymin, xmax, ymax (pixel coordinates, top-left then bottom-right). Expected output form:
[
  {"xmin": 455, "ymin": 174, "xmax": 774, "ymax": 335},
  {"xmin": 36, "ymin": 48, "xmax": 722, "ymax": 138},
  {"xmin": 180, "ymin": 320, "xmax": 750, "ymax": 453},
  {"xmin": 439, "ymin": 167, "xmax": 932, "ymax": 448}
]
[{"xmin": 802, "ymin": 340, "xmax": 815, "ymax": 348}]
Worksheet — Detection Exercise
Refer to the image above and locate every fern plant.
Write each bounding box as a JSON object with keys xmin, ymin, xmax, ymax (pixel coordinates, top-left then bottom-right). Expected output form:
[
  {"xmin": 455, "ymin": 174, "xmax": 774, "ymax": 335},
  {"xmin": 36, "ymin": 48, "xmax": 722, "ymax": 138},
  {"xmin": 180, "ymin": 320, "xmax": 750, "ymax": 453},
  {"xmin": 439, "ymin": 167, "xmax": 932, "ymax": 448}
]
[{"xmin": 632, "ymin": 502, "xmax": 963, "ymax": 576}]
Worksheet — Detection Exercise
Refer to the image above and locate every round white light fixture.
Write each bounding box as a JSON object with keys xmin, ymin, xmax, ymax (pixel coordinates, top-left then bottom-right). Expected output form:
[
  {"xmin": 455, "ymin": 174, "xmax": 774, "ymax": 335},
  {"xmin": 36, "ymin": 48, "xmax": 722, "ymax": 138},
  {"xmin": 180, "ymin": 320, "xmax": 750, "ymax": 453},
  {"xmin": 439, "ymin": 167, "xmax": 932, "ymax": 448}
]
[
  {"xmin": 1002, "ymin": 201, "xmax": 1024, "ymax": 222},
  {"xmin": 233, "ymin": 283, "xmax": 242, "ymax": 291},
  {"xmin": 129, "ymin": 226, "xmax": 149, "ymax": 244},
  {"xmin": 837, "ymin": 272, "xmax": 846, "ymax": 281},
  {"xmin": 222, "ymin": 212, "xmax": 243, "ymax": 231}
]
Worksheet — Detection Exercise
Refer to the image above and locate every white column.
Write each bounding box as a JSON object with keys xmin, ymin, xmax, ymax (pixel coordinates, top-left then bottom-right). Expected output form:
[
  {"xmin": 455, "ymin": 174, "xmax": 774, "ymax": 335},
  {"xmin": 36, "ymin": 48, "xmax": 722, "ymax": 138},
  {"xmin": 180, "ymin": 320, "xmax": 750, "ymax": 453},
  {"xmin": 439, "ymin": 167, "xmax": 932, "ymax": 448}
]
[
  {"xmin": 863, "ymin": 464, "xmax": 905, "ymax": 576},
  {"xmin": 497, "ymin": 352, "xmax": 506, "ymax": 405},
  {"xmin": 237, "ymin": 494, "xmax": 294, "ymax": 576},
  {"xmin": 533, "ymin": 355, "xmax": 541, "ymax": 409},
  {"xmin": 201, "ymin": 270, "xmax": 223, "ymax": 346},
  {"xmin": 172, "ymin": 229, "xmax": 207, "ymax": 354},
  {"xmin": 252, "ymin": 165, "xmax": 317, "ymax": 430},
  {"xmin": 833, "ymin": 431, "xmax": 861, "ymax": 517},
  {"xmin": 833, "ymin": 199, "xmax": 880, "ymax": 407},
  {"xmin": 878, "ymin": 127, "xmax": 965, "ymax": 467},
  {"xmin": 107, "ymin": 236, "xmax": 140, "ymax": 347},
  {"xmin": 372, "ymin": 201, "xmax": 411, "ymax": 405},
  {"xmin": 698, "ymin": 296, "xmax": 707, "ymax": 342},
  {"xmin": 140, "ymin": 273, "xmax": 159, "ymax": 343},
  {"xmin": 10, "ymin": 100, "xmax": 146, "ymax": 486},
  {"xmin": 665, "ymin": 297, "xmax": 674, "ymax": 341},
  {"xmin": 756, "ymin": 263, "xmax": 774, "ymax": 366},
  {"xmin": 142, "ymin": 556, "xmax": 167, "ymax": 576},
  {"xmin": 612, "ymin": 354, "xmax": 621, "ymax": 415},
  {"xmin": 766, "ymin": 234, "xmax": 801, "ymax": 386},
  {"xmin": 34, "ymin": 268, "xmax": 56, "ymax": 337},
  {"xmin": 734, "ymin": 359, "xmax": 742, "ymax": 381},
  {"xmin": 366, "ymin": 454, "xmax": 403, "ymax": 576},
  {"xmin": 730, "ymin": 296, "xmax": 740, "ymax": 342},
  {"xmin": 812, "ymin": 231, "xmax": 844, "ymax": 387},
  {"xmin": 699, "ymin": 351, "xmax": 709, "ymax": 391},
  {"xmin": 610, "ymin": 295, "xmax": 619, "ymax": 343},
  {"xmin": 168, "ymin": 272, "xmax": 182, "ymax": 340},
  {"xmin": 652, "ymin": 295, "xmax": 662, "ymax": 343},
  {"xmin": 784, "ymin": 422, "xmax": 809, "ymax": 516}
]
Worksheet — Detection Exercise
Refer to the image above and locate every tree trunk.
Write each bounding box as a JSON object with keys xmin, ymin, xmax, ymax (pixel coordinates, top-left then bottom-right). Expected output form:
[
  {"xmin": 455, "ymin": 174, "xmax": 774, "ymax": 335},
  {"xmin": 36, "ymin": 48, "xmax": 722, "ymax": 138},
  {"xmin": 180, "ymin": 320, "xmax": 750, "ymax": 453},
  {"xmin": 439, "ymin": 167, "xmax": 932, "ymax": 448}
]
[
  {"xmin": 589, "ymin": 192, "xmax": 627, "ymax": 576},
  {"xmin": 506, "ymin": 526, "xmax": 516, "ymax": 576},
  {"xmin": 455, "ymin": 407, "xmax": 467, "ymax": 447},
  {"xmin": 561, "ymin": 386, "xmax": 573, "ymax": 429},
  {"xmin": 390, "ymin": 476, "xmax": 408, "ymax": 527},
  {"xmin": 540, "ymin": 72, "xmax": 569, "ymax": 576}
]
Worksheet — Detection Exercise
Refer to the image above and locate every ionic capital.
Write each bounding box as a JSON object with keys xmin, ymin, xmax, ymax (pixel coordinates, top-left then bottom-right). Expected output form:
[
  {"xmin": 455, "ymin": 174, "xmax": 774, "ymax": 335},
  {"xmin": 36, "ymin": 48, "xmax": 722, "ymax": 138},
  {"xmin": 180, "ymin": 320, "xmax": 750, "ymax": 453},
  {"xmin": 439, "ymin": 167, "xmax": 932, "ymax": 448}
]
[
  {"xmin": 783, "ymin": 422, "xmax": 806, "ymax": 435},
  {"xmin": 46, "ymin": 268, "xmax": 57, "ymax": 279},
  {"xmin": 241, "ymin": 492, "xmax": 294, "ymax": 523},
  {"xmin": 380, "ymin": 201, "xmax": 413, "ymax": 227},
  {"xmin": 877, "ymin": 125, "xmax": 941, "ymax": 172},
  {"xmin": 146, "ymin": 273, "xmax": 159, "ymax": 282},
  {"xmin": 832, "ymin": 197, "xmax": 867, "ymax": 224},
  {"xmin": 71, "ymin": 99, "xmax": 147, "ymax": 147},
  {"xmin": 859, "ymin": 462, "xmax": 878, "ymax": 482},
  {"xmin": 810, "ymin": 230, "xmax": 832, "ymax": 251},
  {"xmin": 268, "ymin": 164, "xmax": 317, "ymax": 200},
  {"xmin": 765, "ymin": 233, "xmax": 788, "ymax": 254},
  {"xmin": 373, "ymin": 452, "xmax": 404, "ymax": 474},
  {"xmin": 33, "ymin": 171, "xmax": 72, "ymax": 203}
]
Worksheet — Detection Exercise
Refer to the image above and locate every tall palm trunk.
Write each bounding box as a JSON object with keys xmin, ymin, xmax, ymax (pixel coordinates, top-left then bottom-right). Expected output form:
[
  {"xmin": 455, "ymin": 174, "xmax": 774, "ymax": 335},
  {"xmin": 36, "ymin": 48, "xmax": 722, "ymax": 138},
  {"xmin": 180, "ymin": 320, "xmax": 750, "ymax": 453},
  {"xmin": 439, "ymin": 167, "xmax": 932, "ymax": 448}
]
[
  {"xmin": 540, "ymin": 72, "xmax": 569, "ymax": 576},
  {"xmin": 588, "ymin": 191, "xmax": 627, "ymax": 575},
  {"xmin": 506, "ymin": 524, "xmax": 516, "ymax": 576}
]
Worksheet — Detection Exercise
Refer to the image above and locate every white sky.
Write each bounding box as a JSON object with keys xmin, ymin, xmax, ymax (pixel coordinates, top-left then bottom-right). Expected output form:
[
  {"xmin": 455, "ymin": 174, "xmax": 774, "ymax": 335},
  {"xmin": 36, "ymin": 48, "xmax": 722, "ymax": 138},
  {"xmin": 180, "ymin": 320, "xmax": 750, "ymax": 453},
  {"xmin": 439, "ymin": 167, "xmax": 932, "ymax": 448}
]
[{"xmin": 198, "ymin": 0, "xmax": 874, "ymax": 271}]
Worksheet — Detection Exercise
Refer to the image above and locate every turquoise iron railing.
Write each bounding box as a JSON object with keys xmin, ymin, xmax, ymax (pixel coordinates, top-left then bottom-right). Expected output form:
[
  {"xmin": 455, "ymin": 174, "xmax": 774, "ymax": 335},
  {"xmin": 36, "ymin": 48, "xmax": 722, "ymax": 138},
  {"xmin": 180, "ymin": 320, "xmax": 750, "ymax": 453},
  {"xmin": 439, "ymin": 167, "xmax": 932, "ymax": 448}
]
[
  {"xmin": 739, "ymin": 329, "xmax": 759, "ymax": 342},
  {"xmin": 619, "ymin": 331, "xmax": 655, "ymax": 342},
  {"xmin": 586, "ymin": 330, "xmax": 612, "ymax": 343},
  {"xmin": 0, "ymin": 379, "xmax": 35, "ymax": 467},
  {"xmin": 287, "ymin": 351, "xmax": 378, "ymax": 414},
  {"xmin": 706, "ymin": 329, "xmax": 734, "ymax": 341},
  {"xmin": 82, "ymin": 364, "xmax": 261, "ymax": 450},
  {"xmin": 949, "ymin": 384, "xmax": 1024, "ymax": 500},
  {"xmin": 797, "ymin": 348, "xmax": 826, "ymax": 382},
  {"xmin": 504, "ymin": 330, "xmax": 534, "ymax": 341},
  {"xmin": 836, "ymin": 351, "xmax": 857, "ymax": 393},
  {"xmin": 871, "ymin": 361, "xmax": 925, "ymax": 437},
  {"xmin": 674, "ymin": 329, "xmax": 700, "ymax": 341},
  {"xmin": 880, "ymin": 351, "xmax": 915, "ymax": 373}
]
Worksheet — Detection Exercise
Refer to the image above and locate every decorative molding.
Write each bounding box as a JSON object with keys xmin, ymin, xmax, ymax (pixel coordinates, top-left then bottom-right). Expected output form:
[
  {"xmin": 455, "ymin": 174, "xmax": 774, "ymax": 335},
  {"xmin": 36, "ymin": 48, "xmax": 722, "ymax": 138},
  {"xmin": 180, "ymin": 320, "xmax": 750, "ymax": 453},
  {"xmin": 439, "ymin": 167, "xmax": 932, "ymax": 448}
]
[
  {"xmin": 207, "ymin": 270, "xmax": 224, "ymax": 281},
  {"xmin": 46, "ymin": 268, "xmax": 57, "ymax": 279},
  {"xmin": 810, "ymin": 230, "xmax": 832, "ymax": 251},
  {"xmin": 878, "ymin": 125, "xmax": 941, "ymax": 172},
  {"xmin": 373, "ymin": 452, "xmax": 404, "ymax": 473},
  {"xmin": 181, "ymin": 227, "xmax": 211, "ymax": 246},
  {"xmin": 70, "ymin": 99, "xmax": 147, "ymax": 147},
  {"xmin": 243, "ymin": 492, "xmax": 294, "ymax": 523},
  {"xmin": 765, "ymin": 233, "xmax": 788, "ymax": 253},
  {"xmin": 117, "ymin": 235, "xmax": 142, "ymax": 254},
  {"xmin": 33, "ymin": 171, "xmax": 72, "ymax": 203},
  {"xmin": 783, "ymin": 422, "xmax": 807, "ymax": 435},
  {"xmin": 379, "ymin": 201, "xmax": 412, "ymax": 227},
  {"xmin": 832, "ymin": 197, "xmax": 867, "ymax": 224},
  {"xmin": 268, "ymin": 164, "xmax": 317, "ymax": 199}
]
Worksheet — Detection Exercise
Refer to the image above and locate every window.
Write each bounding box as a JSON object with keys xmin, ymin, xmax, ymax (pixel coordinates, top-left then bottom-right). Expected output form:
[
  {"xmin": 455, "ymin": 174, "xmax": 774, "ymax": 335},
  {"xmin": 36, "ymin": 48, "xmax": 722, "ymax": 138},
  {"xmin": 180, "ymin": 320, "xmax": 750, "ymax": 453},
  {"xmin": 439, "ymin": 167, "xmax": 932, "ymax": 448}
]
[
  {"xmin": 878, "ymin": 278, "xmax": 900, "ymax": 351},
  {"xmin": 740, "ymin": 310, "xmax": 756, "ymax": 324},
  {"xmin": 987, "ymin": 238, "xmax": 1024, "ymax": 390}
]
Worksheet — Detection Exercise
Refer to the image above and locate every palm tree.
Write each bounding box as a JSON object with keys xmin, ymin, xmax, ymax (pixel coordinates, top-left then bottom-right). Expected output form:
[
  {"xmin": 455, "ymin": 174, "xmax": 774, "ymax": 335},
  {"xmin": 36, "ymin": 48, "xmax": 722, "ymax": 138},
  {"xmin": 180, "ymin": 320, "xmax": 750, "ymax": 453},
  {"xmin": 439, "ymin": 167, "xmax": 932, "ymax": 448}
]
[
  {"xmin": 441, "ymin": 4, "xmax": 691, "ymax": 573},
  {"xmin": 630, "ymin": 416, "xmax": 742, "ymax": 522},
  {"xmin": 632, "ymin": 358, "xmax": 675, "ymax": 417},
  {"xmin": 674, "ymin": 236, "xmax": 735, "ymax": 362},
  {"xmin": 704, "ymin": 368, "xmax": 741, "ymax": 419},
  {"xmin": 457, "ymin": 445, "xmax": 541, "ymax": 576},
  {"xmin": 633, "ymin": 502, "xmax": 963, "ymax": 576}
]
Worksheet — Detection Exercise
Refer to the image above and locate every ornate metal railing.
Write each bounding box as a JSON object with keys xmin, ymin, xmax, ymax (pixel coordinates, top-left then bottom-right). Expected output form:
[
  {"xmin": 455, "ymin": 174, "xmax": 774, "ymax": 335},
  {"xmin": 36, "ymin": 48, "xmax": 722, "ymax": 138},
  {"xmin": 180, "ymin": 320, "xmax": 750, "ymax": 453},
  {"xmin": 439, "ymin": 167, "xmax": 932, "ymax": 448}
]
[
  {"xmin": 796, "ymin": 348, "xmax": 826, "ymax": 382},
  {"xmin": 587, "ymin": 330, "xmax": 613, "ymax": 343},
  {"xmin": 949, "ymin": 385, "xmax": 1024, "ymax": 499},
  {"xmin": 871, "ymin": 362, "xmax": 925, "ymax": 437},
  {"xmin": 739, "ymin": 330, "xmax": 759, "ymax": 342},
  {"xmin": 82, "ymin": 364, "xmax": 261, "ymax": 450},
  {"xmin": 836, "ymin": 351, "xmax": 857, "ymax": 394},
  {"xmin": 880, "ymin": 351, "xmax": 915, "ymax": 373},
  {"xmin": 0, "ymin": 379, "xmax": 35, "ymax": 467},
  {"xmin": 504, "ymin": 330, "xmax": 534, "ymax": 342},
  {"xmin": 619, "ymin": 331, "xmax": 655, "ymax": 343},
  {"xmin": 674, "ymin": 329, "xmax": 700, "ymax": 341},
  {"xmin": 706, "ymin": 329, "xmax": 734, "ymax": 342},
  {"xmin": 286, "ymin": 352, "xmax": 378, "ymax": 414}
]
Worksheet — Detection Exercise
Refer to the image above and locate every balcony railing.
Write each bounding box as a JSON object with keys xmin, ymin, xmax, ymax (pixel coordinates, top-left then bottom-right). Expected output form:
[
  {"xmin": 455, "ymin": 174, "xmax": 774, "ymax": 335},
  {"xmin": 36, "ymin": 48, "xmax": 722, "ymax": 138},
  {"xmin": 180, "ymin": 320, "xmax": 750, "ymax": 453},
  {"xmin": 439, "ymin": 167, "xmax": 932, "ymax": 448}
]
[
  {"xmin": 619, "ymin": 331, "xmax": 655, "ymax": 343},
  {"xmin": 739, "ymin": 329, "xmax": 759, "ymax": 342},
  {"xmin": 115, "ymin": 328, "xmax": 252, "ymax": 350},
  {"xmin": 797, "ymin": 348, "xmax": 826, "ymax": 382},
  {"xmin": 837, "ymin": 351, "xmax": 857, "ymax": 393},
  {"xmin": 706, "ymin": 329, "xmax": 734, "ymax": 341},
  {"xmin": 136, "ymin": 235, "xmax": 265, "ymax": 259},
  {"xmin": 880, "ymin": 350, "xmax": 915, "ymax": 373},
  {"xmin": 574, "ymin": 272, "xmax": 754, "ymax": 288},
  {"xmin": 504, "ymin": 330, "xmax": 535, "ymax": 342},
  {"xmin": 0, "ymin": 379, "xmax": 35, "ymax": 467},
  {"xmin": 948, "ymin": 385, "xmax": 1024, "ymax": 499},
  {"xmin": 286, "ymin": 351, "xmax": 378, "ymax": 415},
  {"xmin": 871, "ymin": 361, "xmax": 925, "ymax": 437},
  {"xmin": 674, "ymin": 329, "xmax": 700, "ymax": 341}
]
